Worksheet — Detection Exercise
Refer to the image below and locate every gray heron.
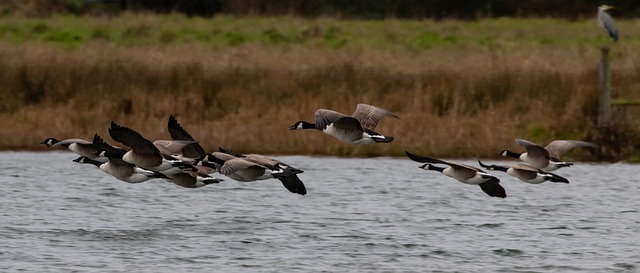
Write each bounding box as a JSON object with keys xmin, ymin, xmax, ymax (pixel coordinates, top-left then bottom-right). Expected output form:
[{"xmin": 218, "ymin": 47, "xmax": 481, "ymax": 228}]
[{"xmin": 598, "ymin": 5, "xmax": 618, "ymax": 42}]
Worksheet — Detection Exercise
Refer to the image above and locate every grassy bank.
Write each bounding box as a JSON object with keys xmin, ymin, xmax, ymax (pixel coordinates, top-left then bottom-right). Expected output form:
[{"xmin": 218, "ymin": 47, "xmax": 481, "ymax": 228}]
[{"xmin": 1, "ymin": 14, "xmax": 639, "ymax": 160}]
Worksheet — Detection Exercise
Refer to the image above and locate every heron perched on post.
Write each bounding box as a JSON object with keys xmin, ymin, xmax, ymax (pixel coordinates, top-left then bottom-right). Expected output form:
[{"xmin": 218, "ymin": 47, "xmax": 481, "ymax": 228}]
[{"xmin": 598, "ymin": 5, "xmax": 618, "ymax": 42}]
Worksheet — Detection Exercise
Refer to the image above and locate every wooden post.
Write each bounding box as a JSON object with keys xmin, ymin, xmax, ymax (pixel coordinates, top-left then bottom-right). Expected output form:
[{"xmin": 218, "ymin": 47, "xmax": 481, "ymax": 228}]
[{"xmin": 598, "ymin": 47, "xmax": 612, "ymax": 128}]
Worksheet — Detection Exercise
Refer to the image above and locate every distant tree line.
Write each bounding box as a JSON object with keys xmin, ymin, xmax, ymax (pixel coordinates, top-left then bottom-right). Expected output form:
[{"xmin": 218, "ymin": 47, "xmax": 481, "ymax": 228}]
[{"xmin": 3, "ymin": 0, "xmax": 638, "ymax": 19}]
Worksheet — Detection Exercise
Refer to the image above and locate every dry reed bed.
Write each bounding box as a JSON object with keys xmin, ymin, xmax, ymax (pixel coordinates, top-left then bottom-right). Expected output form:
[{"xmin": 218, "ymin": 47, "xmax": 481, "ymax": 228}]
[
  {"xmin": 0, "ymin": 44, "xmax": 634, "ymax": 159},
  {"xmin": 1, "ymin": 16, "xmax": 639, "ymax": 159}
]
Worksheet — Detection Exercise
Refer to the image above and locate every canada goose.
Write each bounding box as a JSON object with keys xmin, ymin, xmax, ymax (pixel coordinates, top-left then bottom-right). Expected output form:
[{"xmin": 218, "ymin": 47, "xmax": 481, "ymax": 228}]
[
  {"xmin": 217, "ymin": 148, "xmax": 307, "ymax": 195},
  {"xmin": 92, "ymin": 133, "xmax": 216, "ymax": 187},
  {"xmin": 289, "ymin": 103, "xmax": 399, "ymax": 144},
  {"xmin": 107, "ymin": 121, "xmax": 197, "ymax": 175},
  {"xmin": 405, "ymin": 151, "xmax": 506, "ymax": 198},
  {"xmin": 197, "ymin": 152, "xmax": 237, "ymax": 176},
  {"xmin": 72, "ymin": 134, "xmax": 166, "ymax": 183},
  {"xmin": 204, "ymin": 153, "xmax": 285, "ymax": 181},
  {"xmin": 500, "ymin": 138, "xmax": 598, "ymax": 171},
  {"xmin": 218, "ymin": 147, "xmax": 304, "ymax": 175},
  {"xmin": 73, "ymin": 156, "xmax": 167, "ymax": 183},
  {"xmin": 40, "ymin": 137, "xmax": 107, "ymax": 162},
  {"xmin": 167, "ymin": 114, "xmax": 207, "ymax": 160},
  {"xmin": 478, "ymin": 161, "xmax": 569, "ymax": 184},
  {"xmin": 201, "ymin": 152, "xmax": 307, "ymax": 195},
  {"xmin": 165, "ymin": 115, "xmax": 214, "ymax": 175}
]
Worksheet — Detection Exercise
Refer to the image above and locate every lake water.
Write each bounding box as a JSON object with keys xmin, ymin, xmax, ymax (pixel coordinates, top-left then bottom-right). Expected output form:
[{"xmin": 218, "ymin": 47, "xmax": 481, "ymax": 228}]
[{"xmin": 0, "ymin": 151, "xmax": 638, "ymax": 272}]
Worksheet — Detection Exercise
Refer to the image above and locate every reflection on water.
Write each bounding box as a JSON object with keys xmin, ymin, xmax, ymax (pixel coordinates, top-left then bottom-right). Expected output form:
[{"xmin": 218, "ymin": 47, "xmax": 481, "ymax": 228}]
[{"xmin": 1, "ymin": 151, "xmax": 639, "ymax": 272}]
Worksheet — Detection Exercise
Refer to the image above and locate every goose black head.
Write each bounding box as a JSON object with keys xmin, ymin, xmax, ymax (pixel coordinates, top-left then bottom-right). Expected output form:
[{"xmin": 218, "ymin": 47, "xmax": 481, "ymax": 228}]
[{"xmin": 40, "ymin": 138, "xmax": 60, "ymax": 147}]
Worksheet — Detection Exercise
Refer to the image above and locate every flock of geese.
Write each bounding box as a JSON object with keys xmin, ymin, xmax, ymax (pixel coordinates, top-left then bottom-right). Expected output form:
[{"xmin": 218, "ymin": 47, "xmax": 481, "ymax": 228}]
[
  {"xmin": 39, "ymin": 5, "xmax": 615, "ymax": 198},
  {"xmin": 41, "ymin": 103, "xmax": 598, "ymax": 198},
  {"xmin": 42, "ymin": 115, "xmax": 307, "ymax": 194}
]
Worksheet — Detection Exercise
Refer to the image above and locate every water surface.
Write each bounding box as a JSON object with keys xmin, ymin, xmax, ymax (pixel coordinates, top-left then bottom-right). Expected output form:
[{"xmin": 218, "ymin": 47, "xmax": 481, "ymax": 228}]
[{"xmin": 1, "ymin": 151, "xmax": 638, "ymax": 272}]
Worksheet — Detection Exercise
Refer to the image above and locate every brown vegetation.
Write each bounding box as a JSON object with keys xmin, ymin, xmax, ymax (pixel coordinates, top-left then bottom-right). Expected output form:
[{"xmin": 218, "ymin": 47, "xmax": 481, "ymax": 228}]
[{"xmin": 1, "ymin": 16, "xmax": 639, "ymax": 160}]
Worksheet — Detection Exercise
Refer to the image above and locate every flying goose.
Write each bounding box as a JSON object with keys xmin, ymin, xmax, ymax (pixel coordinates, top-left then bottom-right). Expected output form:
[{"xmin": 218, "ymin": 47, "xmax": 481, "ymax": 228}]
[
  {"xmin": 71, "ymin": 134, "xmax": 166, "ymax": 183},
  {"xmin": 478, "ymin": 161, "xmax": 569, "ymax": 184},
  {"xmin": 73, "ymin": 134, "xmax": 165, "ymax": 183},
  {"xmin": 405, "ymin": 151, "xmax": 506, "ymax": 198},
  {"xmin": 289, "ymin": 103, "xmax": 399, "ymax": 144},
  {"xmin": 201, "ymin": 152, "xmax": 307, "ymax": 195},
  {"xmin": 73, "ymin": 156, "xmax": 167, "ymax": 183},
  {"xmin": 202, "ymin": 153, "xmax": 282, "ymax": 181},
  {"xmin": 217, "ymin": 148, "xmax": 307, "ymax": 195},
  {"xmin": 41, "ymin": 137, "xmax": 107, "ymax": 162},
  {"xmin": 93, "ymin": 131, "xmax": 220, "ymax": 187},
  {"xmin": 197, "ymin": 152, "xmax": 238, "ymax": 177},
  {"xmin": 167, "ymin": 114, "xmax": 207, "ymax": 160},
  {"xmin": 107, "ymin": 121, "xmax": 197, "ymax": 175},
  {"xmin": 500, "ymin": 138, "xmax": 598, "ymax": 171},
  {"xmin": 165, "ymin": 115, "xmax": 215, "ymax": 175},
  {"xmin": 218, "ymin": 147, "xmax": 304, "ymax": 175}
]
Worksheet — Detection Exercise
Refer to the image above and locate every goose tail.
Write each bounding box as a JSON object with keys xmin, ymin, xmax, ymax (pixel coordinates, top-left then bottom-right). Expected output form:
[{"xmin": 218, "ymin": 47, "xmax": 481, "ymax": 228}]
[
  {"xmin": 548, "ymin": 173, "xmax": 570, "ymax": 183},
  {"xmin": 372, "ymin": 135, "xmax": 394, "ymax": 143},
  {"xmin": 150, "ymin": 171, "xmax": 169, "ymax": 179},
  {"xmin": 201, "ymin": 177, "xmax": 224, "ymax": 185}
]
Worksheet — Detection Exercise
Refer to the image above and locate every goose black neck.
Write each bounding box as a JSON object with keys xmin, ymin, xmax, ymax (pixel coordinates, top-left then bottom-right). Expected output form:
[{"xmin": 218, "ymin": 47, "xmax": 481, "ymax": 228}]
[
  {"xmin": 490, "ymin": 165, "xmax": 509, "ymax": 172},
  {"xmin": 41, "ymin": 138, "xmax": 59, "ymax": 145},
  {"xmin": 430, "ymin": 165, "xmax": 445, "ymax": 172},
  {"xmin": 300, "ymin": 121, "xmax": 316, "ymax": 129},
  {"xmin": 75, "ymin": 157, "xmax": 102, "ymax": 167},
  {"xmin": 206, "ymin": 154, "xmax": 227, "ymax": 165},
  {"xmin": 548, "ymin": 174, "xmax": 569, "ymax": 183},
  {"xmin": 199, "ymin": 161, "xmax": 218, "ymax": 169},
  {"xmin": 422, "ymin": 164, "xmax": 445, "ymax": 173}
]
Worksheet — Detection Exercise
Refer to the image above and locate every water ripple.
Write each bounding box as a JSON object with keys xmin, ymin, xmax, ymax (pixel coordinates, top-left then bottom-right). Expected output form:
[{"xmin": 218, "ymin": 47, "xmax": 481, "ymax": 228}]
[{"xmin": 0, "ymin": 152, "xmax": 638, "ymax": 272}]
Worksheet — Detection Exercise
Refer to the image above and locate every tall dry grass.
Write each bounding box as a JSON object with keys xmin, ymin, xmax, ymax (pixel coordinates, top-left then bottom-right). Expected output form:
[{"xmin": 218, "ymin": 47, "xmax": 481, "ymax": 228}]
[{"xmin": 1, "ymin": 15, "xmax": 639, "ymax": 160}]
